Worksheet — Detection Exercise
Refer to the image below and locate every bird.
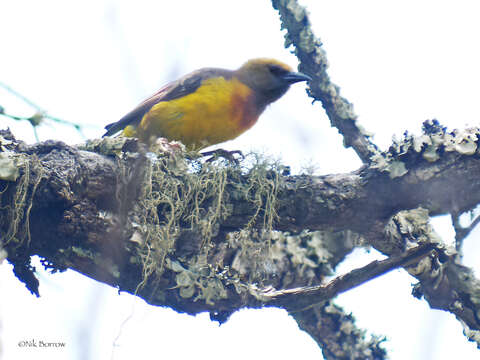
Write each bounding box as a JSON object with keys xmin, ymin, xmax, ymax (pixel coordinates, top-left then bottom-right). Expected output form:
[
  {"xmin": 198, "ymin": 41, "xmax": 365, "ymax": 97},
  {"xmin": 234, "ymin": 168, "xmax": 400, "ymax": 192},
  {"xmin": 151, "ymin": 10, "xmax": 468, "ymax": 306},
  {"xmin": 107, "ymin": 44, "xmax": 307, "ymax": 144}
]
[{"xmin": 103, "ymin": 58, "xmax": 311, "ymax": 151}]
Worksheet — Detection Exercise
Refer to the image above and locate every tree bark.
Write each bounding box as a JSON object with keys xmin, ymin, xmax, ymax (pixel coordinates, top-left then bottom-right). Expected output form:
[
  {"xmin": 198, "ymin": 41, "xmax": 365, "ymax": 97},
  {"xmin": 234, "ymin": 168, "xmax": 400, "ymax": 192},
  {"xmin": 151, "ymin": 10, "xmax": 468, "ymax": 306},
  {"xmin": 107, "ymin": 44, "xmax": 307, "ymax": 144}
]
[{"xmin": 1, "ymin": 120, "xmax": 480, "ymax": 358}]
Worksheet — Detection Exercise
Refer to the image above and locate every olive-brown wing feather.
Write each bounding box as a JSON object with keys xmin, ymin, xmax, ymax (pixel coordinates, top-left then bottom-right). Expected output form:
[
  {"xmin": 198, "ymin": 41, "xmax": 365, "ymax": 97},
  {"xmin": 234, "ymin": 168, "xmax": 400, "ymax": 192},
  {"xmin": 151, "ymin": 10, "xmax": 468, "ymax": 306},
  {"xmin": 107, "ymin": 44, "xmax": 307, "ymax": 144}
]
[{"xmin": 103, "ymin": 68, "xmax": 232, "ymax": 137}]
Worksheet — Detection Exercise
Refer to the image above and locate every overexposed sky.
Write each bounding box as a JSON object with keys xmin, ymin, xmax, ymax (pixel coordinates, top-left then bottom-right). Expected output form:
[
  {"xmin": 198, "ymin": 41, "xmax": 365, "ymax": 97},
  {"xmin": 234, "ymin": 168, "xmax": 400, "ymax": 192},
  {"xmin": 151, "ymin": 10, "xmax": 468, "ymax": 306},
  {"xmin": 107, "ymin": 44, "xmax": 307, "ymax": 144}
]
[{"xmin": 1, "ymin": 1, "xmax": 480, "ymax": 359}]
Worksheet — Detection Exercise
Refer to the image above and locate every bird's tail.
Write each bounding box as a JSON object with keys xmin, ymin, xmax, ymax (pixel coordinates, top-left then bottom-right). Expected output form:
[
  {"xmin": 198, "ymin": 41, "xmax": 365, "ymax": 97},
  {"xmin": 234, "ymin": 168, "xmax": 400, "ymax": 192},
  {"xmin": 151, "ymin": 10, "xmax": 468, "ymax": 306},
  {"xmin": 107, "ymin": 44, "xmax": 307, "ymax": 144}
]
[{"xmin": 103, "ymin": 121, "xmax": 122, "ymax": 137}]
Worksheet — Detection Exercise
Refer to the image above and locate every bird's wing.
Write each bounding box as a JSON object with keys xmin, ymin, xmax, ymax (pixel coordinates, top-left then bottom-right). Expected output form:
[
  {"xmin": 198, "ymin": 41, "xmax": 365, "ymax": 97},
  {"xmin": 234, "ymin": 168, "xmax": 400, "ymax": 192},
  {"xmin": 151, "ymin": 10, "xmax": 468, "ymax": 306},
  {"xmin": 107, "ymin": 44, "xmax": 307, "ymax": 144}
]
[{"xmin": 103, "ymin": 68, "xmax": 232, "ymax": 137}]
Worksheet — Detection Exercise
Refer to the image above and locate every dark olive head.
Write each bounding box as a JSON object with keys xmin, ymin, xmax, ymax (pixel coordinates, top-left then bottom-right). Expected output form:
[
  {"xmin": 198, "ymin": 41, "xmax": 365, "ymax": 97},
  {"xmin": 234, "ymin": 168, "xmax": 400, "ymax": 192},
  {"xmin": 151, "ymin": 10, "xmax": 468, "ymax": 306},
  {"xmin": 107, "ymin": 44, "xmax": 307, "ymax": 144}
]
[{"xmin": 235, "ymin": 58, "xmax": 311, "ymax": 105}]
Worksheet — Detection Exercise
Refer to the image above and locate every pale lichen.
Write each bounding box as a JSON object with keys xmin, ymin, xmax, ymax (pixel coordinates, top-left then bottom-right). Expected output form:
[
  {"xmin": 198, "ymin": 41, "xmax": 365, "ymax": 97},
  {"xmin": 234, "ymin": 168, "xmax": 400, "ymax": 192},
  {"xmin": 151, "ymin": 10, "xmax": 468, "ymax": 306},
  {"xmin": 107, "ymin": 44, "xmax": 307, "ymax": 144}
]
[
  {"xmin": 372, "ymin": 123, "xmax": 480, "ymax": 178},
  {"xmin": 1, "ymin": 149, "xmax": 44, "ymax": 248},
  {"xmin": 167, "ymin": 258, "xmax": 227, "ymax": 305},
  {"xmin": 111, "ymin": 146, "xmax": 289, "ymax": 304},
  {"xmin": 460, "ymin": 319, "xmax": 480, "ymax": 348},
  {"xmin": 370, "ymin": 153, "xmax": 409, "ymax": 178},
  {"xmin": 0, "ymin": 247, "xmax": 7, "ymax": 264},
  {"xmin": 388, "ymin": 161, "xmax": 408, "ymax": 179},
  {"xmin": 0, "ymin": 152, "xmax": 20, "ymax": 181}
]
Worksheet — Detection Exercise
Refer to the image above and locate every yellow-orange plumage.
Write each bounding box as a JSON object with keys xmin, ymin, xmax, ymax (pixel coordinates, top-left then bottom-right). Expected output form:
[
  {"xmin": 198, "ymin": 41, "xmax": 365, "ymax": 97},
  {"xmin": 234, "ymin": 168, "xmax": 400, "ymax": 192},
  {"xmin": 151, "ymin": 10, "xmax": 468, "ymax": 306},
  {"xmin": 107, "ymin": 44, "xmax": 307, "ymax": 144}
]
[{"xmin": 103, "ymin": 58, "xmax": 310, "ymax": 150}]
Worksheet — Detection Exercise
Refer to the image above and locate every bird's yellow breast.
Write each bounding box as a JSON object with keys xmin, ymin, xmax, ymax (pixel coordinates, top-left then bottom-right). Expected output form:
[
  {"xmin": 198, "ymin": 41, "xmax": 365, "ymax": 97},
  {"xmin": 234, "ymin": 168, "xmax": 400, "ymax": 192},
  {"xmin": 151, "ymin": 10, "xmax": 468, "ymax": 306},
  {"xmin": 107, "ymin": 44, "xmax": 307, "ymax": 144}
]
[{"xmin": 136, "ymin": 77, "xmax": 258, "ymax": 150}]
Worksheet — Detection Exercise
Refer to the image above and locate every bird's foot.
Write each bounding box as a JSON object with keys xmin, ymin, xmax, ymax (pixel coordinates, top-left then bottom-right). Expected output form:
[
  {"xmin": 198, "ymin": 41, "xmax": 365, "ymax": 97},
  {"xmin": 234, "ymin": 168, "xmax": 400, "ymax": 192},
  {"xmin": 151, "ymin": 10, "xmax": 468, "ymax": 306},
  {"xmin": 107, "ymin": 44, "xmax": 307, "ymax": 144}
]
[{"xmin": 201, "ymin": 149, "xmax": 244, "ymax": 164}]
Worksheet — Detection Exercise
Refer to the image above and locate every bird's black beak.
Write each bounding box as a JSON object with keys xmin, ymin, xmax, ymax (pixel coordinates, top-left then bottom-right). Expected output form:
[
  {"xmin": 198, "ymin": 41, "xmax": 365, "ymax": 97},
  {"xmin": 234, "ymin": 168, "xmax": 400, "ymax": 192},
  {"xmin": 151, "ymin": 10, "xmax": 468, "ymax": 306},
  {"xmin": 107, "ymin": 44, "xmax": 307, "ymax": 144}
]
[{"xmin": 282, "ymin": 71, "xmax": 312, "ymax": 84}]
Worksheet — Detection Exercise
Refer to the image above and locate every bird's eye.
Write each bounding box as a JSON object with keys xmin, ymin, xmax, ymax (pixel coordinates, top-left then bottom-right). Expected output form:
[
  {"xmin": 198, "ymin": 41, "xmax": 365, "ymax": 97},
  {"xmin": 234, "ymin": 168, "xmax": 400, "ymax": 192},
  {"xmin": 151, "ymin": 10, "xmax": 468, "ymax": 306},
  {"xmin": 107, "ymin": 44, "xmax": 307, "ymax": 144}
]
[{"xmin": 268, "ymin": 65, "xmax": 288, "ymax": 76}]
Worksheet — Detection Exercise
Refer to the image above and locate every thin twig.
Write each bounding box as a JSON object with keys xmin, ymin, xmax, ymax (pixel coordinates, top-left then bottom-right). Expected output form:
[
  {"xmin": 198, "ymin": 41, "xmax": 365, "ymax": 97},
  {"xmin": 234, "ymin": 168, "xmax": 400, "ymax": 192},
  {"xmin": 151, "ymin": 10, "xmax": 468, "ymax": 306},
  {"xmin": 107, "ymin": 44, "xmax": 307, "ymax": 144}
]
[
  {"xmin": 451, "ymin": 211, "xmax": 480, "ymax": 255},
  {"xmin": 0, "ymin": 81, "xmax": 85, "ymax": 138},
  {"xmin": 261, "ymin": 242, "xmax": 436, "ymax": 311},
  {"xmin": 0, "ymin": 82, "xmax": 44, "ymax": 111}
]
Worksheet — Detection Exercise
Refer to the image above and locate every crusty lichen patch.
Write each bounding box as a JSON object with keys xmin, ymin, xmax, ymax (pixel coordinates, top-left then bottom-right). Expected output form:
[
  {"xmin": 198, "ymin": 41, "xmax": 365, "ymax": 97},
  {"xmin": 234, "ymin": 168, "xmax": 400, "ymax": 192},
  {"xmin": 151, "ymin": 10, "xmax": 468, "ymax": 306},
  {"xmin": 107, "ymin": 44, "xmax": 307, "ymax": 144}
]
[
  {"xmin": 0, "ymin": 247, "xmax": 7, "ymax": 264},
  {"xmin": 461, "ymin": 321, "xmax": 480, "ymax": 348},
  {"xmin": 0, "ymin": 135, "xmax": 21, "ymax": 182},
  {"xmin": 229, "ymin": 228, "xmax": 359, "ymax": 292},
  {"xmin": 383, "ymin": 207, "xmax": 441, "ymax": 253},
  {"xmin": 371, "ymin": 120, "xmax": 480, "ymax": 178}
]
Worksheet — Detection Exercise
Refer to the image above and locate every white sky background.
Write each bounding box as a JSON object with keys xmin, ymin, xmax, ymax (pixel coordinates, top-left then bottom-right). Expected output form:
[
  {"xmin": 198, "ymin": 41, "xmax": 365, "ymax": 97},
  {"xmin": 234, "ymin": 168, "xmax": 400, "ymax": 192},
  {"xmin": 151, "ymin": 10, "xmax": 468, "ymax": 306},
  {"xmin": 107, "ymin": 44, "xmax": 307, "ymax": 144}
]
[{"xmin": 1, "ymin": 0, "xmax": 480, "ymax": 359}]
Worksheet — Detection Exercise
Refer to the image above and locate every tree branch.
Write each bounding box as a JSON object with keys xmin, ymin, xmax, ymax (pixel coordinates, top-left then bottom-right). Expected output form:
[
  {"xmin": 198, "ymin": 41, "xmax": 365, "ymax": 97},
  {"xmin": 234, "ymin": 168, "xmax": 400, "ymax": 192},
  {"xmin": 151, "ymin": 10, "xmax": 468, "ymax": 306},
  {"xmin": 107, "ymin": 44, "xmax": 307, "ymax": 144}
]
[
  {"xmin": 262, "ymin": 242, "xmax": 436, "ymax": 311},
  {"xmin": 271, "ymin": 0, "xmax": 379, "ymax": 163},
  {"xmin": 451, "ymin": 210, "xmax": 480, "ymax": 255},
  {"xmin": 369, "ymin": 208, "xmax": 480, "ymax": 347},
  {"xmin": 292, "ymin": 302, "xmax": 387, "ymax": 360},
  {"xmin": 2, "ymin": 121, "xmax": 480, "ymax": 351}
]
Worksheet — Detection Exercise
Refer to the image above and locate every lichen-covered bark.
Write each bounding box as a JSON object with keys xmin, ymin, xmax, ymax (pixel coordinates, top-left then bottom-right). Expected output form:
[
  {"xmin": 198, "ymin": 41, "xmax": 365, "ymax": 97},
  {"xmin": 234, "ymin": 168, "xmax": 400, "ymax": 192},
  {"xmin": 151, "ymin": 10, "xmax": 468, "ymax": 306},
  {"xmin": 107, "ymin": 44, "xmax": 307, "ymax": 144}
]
[
  {"xmin": 270, "ymin": 0, "xmax": 480, "ymax": 353},
  {"xmin": 271, "ymin": 0, "xmax": 378, "ymax": 163},
  {"xmin": 1, "ymin": 121, "xmax": 480, "ymax": 356},
  {"xmin": 292, "ymin": 302, "xmax": 387, "ymax": 360}
]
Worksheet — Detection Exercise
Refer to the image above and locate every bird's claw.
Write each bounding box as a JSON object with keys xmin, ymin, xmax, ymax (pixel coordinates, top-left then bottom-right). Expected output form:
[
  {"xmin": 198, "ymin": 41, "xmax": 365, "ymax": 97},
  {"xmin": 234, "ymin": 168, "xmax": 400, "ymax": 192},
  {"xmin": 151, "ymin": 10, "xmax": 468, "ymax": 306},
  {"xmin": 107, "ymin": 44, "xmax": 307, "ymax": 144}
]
[{"xmin": 201, "ymin": 149, "xmax": 244, "ymax": 164}]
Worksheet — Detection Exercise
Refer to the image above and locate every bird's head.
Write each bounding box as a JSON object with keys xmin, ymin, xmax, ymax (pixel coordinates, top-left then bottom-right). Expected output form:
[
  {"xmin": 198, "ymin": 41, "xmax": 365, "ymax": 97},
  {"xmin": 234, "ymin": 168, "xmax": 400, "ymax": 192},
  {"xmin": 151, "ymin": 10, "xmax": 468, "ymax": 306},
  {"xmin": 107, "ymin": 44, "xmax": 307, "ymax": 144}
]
[{"xmin": 235, "ymin": 58, "xmax": 311, "ymax": 105}]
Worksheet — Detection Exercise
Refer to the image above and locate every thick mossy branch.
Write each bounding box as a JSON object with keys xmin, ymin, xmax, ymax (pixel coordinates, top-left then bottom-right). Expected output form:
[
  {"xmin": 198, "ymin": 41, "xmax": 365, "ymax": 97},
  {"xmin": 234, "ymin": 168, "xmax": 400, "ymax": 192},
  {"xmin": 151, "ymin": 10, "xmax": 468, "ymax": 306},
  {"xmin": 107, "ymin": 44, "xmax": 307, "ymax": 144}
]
[{"xmin": 2, "ymin": 121, "xmax": 480, "ymax": 350}]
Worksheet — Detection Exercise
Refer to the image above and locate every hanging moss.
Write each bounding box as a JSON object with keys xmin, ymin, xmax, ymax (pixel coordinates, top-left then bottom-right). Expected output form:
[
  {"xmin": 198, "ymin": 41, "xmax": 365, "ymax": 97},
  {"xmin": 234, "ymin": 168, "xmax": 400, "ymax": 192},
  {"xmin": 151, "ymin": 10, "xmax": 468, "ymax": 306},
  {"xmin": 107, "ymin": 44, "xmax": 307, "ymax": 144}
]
[{"xmin": 116, "ymin": 145, "xmax": 287, "ymax": 299}]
